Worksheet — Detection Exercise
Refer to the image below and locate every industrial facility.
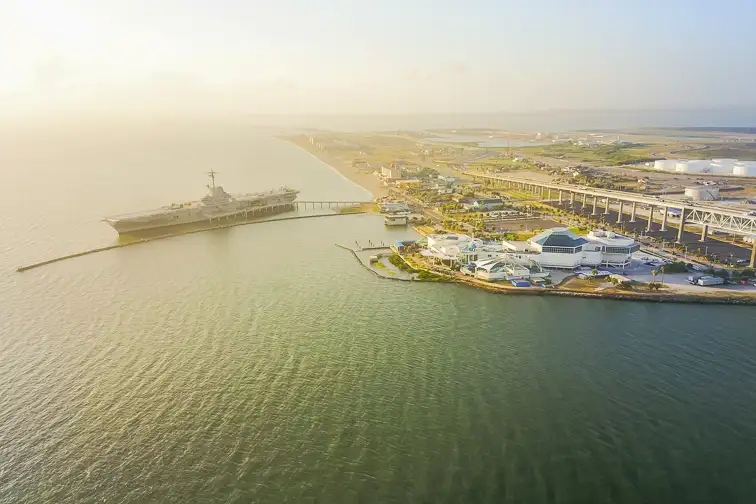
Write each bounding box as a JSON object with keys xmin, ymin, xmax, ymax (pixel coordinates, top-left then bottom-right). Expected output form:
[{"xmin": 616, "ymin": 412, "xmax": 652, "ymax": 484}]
[
  {"xmin": 653, "ymin": 158, "xmax": 756, "ymax": 177},
  {"xmin": 684, "ymin": 186, "xmax": 721, "ymax": 201}
]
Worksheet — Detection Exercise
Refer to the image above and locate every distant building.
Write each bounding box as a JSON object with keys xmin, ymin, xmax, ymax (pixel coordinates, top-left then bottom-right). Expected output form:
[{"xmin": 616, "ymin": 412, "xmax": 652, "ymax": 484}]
[
  {"xmin": 381, "ymin": 165, "xmax": 402, "ymax": 180},
  {"xmin": 461, "ymin": 198, "xmax": 504, "ymax": 211},
  {"xmin": 394, "ymin": 179, "xmax": 423, "ymax": 188}
]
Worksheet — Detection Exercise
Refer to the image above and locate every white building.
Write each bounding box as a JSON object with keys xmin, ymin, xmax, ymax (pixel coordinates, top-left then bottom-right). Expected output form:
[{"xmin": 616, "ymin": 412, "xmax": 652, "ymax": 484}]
[
  {"xmin": 472, "ymin": 256, "xmax": 548, "ymax": 281},
  {"xmin": 584, "ymin": 230, "xmax": 641, "ymax": 268},
  {"xmin": 381, "ymin": 165, "xmax": 402, "ymax": 179},
  {"xmin": 424, "ymin": 234, "xmax": 503, "ymax": 264},
  {"xmin": 501, "ymin": 228, "xmax": 639, "ymax": 269}
]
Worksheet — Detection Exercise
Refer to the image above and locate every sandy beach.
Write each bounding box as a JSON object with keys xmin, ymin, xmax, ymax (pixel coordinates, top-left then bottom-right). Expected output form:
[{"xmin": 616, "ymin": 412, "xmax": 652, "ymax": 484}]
[{"xmin": 283, "ymin": 136, "xmax": 389, "ymax": 199}]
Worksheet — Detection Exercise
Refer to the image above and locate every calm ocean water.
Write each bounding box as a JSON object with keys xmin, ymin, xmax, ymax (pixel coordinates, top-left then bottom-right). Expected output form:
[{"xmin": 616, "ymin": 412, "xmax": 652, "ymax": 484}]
[{"xmin": 1, "ymin": 122, "xmax": 756, "ymax": 503}]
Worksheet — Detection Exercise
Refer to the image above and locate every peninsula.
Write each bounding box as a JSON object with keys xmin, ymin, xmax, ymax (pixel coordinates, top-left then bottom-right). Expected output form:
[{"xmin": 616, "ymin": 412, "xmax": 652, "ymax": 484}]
[{"xmin": 285, "ymin": 130, "xmax": 756, "ymax": 304}]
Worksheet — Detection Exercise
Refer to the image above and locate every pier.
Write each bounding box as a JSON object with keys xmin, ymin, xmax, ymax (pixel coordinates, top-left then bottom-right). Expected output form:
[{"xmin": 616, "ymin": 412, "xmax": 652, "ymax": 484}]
[
  {"xmin": 16, "ymin": 202, "xmax": 373, "ymax": 273},
  {"xmin": 294, "ymin": 201, "xmax": 371, "ymax": 209}
]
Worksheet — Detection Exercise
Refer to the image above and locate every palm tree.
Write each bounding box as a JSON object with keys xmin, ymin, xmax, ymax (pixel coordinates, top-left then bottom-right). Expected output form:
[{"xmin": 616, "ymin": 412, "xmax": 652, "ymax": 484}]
[
  {"xmin": 591, "ymin": 268, "xmax": 598, "ymax": 281},
  {"xmin": 651, "ymin": 269, "xmax": 658, "ymax": 290},
  {"xmin": 659, "ymin": 266, "xmax": 665, "ymax": 286}
]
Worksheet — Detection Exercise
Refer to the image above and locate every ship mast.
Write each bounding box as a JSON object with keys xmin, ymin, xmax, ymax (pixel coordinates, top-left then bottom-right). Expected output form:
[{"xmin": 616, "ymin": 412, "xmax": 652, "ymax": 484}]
[{"xmin": 208, "ymin": 170, "xmax": 217, "ymax": 189}]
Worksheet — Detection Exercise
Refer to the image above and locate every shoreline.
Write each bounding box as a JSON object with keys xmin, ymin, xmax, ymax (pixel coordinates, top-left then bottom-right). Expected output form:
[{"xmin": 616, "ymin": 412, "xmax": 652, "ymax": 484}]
[
  {"xmin": 282, "ymin": 134, "xmax": 756, "ymax": 305},
  {"xmin": 338, "ymin": 243, "xmax": 756, "ymax": 305},
  {"xmin": 282, "ymin": 136, "xmax": 389, "ymax": 199}
]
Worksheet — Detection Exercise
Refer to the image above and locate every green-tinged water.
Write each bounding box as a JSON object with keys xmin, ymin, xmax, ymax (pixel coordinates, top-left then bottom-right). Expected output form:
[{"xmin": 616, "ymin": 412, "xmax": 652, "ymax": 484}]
[{"xmin": 1, "ymin": 124, "xmax": 756, "ymax": 503}]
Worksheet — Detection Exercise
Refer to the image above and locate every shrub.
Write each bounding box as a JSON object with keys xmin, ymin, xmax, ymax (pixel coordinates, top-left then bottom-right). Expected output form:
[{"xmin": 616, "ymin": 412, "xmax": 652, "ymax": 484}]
[
  {"xmin": 662, "ymin": 261, "xmax": 688, "ymax": 273},
  {"xmin": 388, "ymin": 254, "xmax": 417, "ymax": 273},
  {"xmin": 417, "ymin": 270, "xmax": 448, "ymax": 281}
]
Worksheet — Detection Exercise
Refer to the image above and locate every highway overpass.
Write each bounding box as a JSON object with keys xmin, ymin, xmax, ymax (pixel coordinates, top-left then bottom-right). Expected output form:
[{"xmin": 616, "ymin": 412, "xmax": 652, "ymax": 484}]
[{"xmin": 465, "ymin": 171, "xmax": 756, "ymax": 266}]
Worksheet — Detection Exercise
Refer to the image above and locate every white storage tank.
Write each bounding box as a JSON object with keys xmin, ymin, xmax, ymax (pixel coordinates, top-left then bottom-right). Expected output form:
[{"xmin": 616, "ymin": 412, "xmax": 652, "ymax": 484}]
[
  {"xmin": 677, "ymin": 160, "xmax": 712, "ymax": 173},
  {"xmin": 685, "ymin": 186, "xmax": 720, "ymax": 201},
  {"xmin": 654, "ymin": 159, "xmax": 677, "ymax": 171},
  {"xmin": 733, "ymin": 161, "xmax": 756, "ymax": 177},
  {"xmin": 710, "ymin": 158, "xmax": 736, "ymax": 175}
]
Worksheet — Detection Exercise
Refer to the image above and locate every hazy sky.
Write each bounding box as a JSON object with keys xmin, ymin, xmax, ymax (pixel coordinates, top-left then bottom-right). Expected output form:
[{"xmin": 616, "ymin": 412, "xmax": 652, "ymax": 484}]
[{"xmin": 2, "ymin": 0, "xmax": 755, "ymax": 116}]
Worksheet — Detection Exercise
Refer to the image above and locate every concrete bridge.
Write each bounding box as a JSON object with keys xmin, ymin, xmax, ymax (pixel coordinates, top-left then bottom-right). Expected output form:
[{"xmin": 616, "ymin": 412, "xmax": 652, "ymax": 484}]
[{"xmin": 466, "ymin": 171, "xmax": 756, "ymax": 266}]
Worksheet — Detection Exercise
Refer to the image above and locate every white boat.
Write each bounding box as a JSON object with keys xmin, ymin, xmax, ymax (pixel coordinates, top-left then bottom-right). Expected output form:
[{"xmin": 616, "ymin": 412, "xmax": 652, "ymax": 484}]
[{"xmin": 384, "ymin": 214, "xmax": 408, "ymax": 226}]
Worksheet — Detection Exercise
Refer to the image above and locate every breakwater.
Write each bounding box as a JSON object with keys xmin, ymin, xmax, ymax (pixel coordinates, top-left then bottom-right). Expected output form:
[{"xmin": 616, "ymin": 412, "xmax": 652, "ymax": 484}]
[{"xmin": 17, "ymin": 212, "xmax": 366, "ymax": 272}]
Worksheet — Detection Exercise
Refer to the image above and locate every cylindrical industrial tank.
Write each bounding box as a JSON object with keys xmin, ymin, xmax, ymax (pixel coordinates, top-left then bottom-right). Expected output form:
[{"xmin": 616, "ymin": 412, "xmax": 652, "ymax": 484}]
[
  {"xmin": 733, "ymin": 161, "xmax": 756, "ymax": 177},
  {"xmin": 685, "ymin": 186, "xmax": 720, "ymax": 201},
  {"xmin": 691, "ymin": 160, "xmax": 712, "ymax": 173},
  {"xmin": 677, "ymin": 160, "xmax": 711, "ymax": 173},
  {"xmin": 711, "ymin": 159, "xmax": 738, "ymax": 175},
  {"xmin": 654, "ymin": 159, "xmax": 677, "ymax": 171},
  {"xmin": 710, "ymin": 158, "xmax": 736, "ymax": 175}
]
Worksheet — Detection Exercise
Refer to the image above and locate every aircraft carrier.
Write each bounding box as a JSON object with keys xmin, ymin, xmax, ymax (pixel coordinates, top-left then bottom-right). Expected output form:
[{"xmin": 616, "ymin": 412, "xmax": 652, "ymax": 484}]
[{"xmin": 104, "ymin": 171, "xmax": 299, "ymax": 234}]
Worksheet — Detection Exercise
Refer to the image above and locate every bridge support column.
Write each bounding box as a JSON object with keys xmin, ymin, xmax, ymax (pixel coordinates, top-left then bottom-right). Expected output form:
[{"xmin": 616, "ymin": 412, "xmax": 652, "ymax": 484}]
[
  {"xmin": 647, "ymin": 206, "xmax": 654, "ymax": 231},
  {"xmin": 592, "ymin": 197, "xmax": 598, "ymax": 215},
  {"xmin": 582, "ymin": 193, "xmax": 587, "ymax": 209},
  {"xmin": 661, "ymin": 208, "xmax": 668, "ymax": 231},
  {"xmin": 569, "ymin": 192, "xmax": 575, "ymax": 206},
  {"xmin": 751, "ymin": 241, "xmax": 756, "ymax": 268},
  {"xmin": 547, "ymin": 188, "xmax": 552, "ymax": 201},
  {"xmin": 558, "ymin": 190, "xmax": 563, "ymax": 204},
  {"xmin": 700, "ymin": 224, "xmax": 708, "ymax": 242},
  {"xmin": 630, "ymin": 202, "xmax": 637, "ymax": 222},
  {"xmin": 604, "ymin": 198, "xmax": 610, "ymax": 215},
  {"xmin": 676, "ymin": 208, "xmax": 686, "ymax": 243},
  {"xmin": 617, "ymin": 201, "xmax": 624, "ymax": 223}
]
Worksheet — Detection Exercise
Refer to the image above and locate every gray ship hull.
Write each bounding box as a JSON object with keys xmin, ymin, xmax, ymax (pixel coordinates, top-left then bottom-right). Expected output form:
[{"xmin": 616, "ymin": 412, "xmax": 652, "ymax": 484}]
[
  {"xmin": 108, "ymin": 203, "xmax": 295, "ymax": 234},
  {"xmin": 104, "ymin": 178, "xmax": 299, "ymax": 234}
]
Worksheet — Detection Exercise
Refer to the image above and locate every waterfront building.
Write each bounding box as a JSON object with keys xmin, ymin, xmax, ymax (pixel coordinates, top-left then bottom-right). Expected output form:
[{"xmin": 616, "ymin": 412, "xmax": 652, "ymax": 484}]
[
  {"xmin": 471, "ymin": 256, "xmax": 548, "ymax": 282},
  {"xmin": 501, "ymin": 228, "xmax": 639, "ymax": 269},
  {"xmin": 423, "ymin": 234, "xmax": 503, "ymax": 264}
]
